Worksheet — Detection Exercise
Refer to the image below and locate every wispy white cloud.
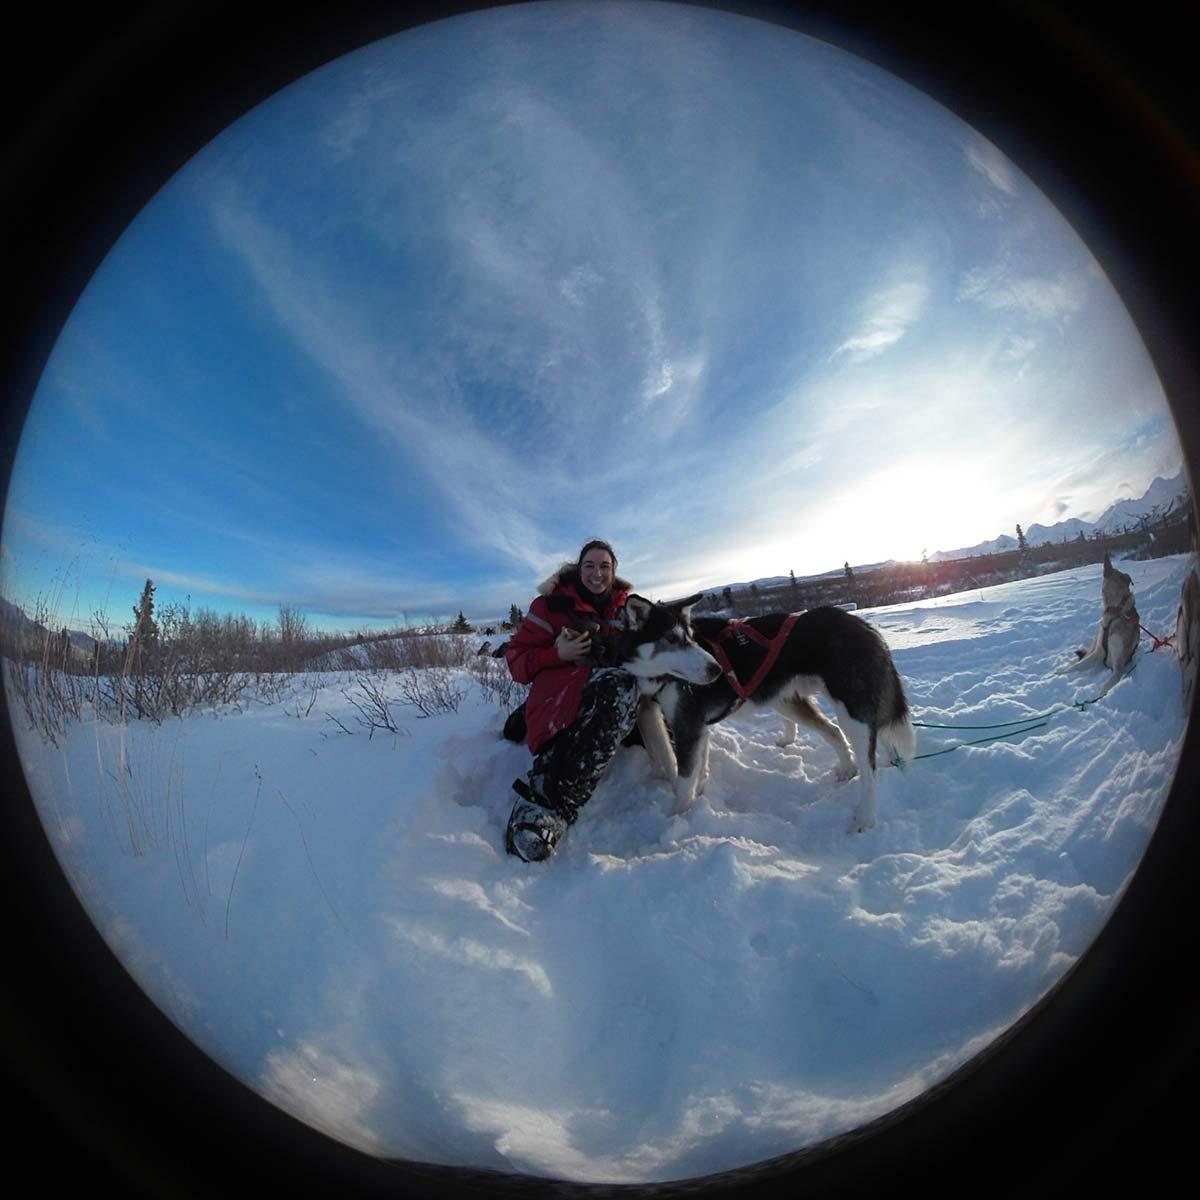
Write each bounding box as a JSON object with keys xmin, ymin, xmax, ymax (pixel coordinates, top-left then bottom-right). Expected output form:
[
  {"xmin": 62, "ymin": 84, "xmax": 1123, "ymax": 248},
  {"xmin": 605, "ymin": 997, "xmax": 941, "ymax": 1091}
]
[
  {"xmin": 958, "ymin": 266, "xmax": 1088, "ymax": 321},
  {"xmin": 204, "ymin": 181, "xmax": 553, "ymax": 575},
  {"xmin": 833, "ymin": 279, "xmax": 929, "ymax": 363},
  {"xmin": 965, "ymin": 140, "xmax": 1018, "ymax": 196}
]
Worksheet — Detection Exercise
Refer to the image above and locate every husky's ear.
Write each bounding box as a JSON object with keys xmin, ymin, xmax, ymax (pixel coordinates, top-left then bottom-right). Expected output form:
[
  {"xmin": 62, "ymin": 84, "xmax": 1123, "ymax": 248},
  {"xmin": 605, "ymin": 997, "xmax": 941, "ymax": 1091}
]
[
  {"xmin": 666, "ymin": 592, "xmax": 705, "ymax": 614},
  {"xmin": 624, "ymin": 594, "xmax": 655, "ymax": 631}
]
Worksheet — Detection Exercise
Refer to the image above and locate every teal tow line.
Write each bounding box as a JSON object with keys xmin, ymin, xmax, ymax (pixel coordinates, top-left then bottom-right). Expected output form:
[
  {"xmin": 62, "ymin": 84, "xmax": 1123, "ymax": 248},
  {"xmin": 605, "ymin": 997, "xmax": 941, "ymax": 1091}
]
[{"xmin": 896, "ymin": 660, "xmax": 1137, "ymax": 765}]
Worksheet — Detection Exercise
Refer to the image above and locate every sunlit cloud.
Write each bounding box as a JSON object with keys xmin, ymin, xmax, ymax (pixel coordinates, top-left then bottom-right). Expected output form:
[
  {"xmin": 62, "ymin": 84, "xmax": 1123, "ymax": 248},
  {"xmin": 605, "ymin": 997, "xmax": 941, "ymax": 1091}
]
[
  {"xmin": 958, "ymin": 264, "xmax": 1089, "ymax": 321},
  {"xmin": 966, "ymin": 140, "xmax": 1018, "ymax": 196},
  {"xmin": 833, "ymin": 278, "xmax": 929, "ymax": 363}
]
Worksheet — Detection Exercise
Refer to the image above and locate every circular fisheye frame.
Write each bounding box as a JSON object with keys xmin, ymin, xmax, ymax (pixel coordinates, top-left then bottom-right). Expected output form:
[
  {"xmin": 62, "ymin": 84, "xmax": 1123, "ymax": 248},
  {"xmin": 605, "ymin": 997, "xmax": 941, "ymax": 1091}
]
[{"xmin": 2, "ymin": 3, "xmax": 1197, "ymax": 1198}]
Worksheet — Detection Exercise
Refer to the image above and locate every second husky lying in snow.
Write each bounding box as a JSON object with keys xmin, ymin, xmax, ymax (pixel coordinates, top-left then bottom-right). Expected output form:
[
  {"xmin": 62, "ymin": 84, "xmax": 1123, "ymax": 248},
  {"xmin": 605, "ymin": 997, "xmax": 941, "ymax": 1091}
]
[
  {"xmin": 1055, "ymin": 552, "xmax": 1139, "ymax": 699},
  {"xmin": 636, "ymin": 605, "xmax": 916, "ymax": 834}
]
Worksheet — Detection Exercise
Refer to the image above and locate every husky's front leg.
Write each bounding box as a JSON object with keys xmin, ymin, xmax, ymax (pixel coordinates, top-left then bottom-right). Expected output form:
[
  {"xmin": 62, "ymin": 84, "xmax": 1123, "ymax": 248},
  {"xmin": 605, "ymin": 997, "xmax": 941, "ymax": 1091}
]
[
  {"xmin": 636, "ymin": 698, "xmax": 677, "ymax": 783},
  {"xmin": 1091, "ymin": 631, "xmax": 1132, "ymax": 698},
  {"xmin": 672, "ymin": 725, "xmax": 709, "ymax": 814}
]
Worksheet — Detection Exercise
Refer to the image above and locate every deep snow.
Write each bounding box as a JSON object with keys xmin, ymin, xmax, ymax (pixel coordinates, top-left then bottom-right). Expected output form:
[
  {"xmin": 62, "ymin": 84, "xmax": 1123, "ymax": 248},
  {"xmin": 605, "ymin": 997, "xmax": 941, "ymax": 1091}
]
[{"xmin": 8, "ymin": 554, "xmax": 1194, "ymax": 1183}]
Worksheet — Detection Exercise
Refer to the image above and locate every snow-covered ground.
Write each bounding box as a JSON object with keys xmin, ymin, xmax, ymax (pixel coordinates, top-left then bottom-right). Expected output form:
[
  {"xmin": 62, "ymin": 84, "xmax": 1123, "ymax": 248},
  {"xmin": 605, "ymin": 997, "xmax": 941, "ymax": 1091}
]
[{"xmin": 8, "ymin": 554, "xmax": 1194, "ymax": 1184}]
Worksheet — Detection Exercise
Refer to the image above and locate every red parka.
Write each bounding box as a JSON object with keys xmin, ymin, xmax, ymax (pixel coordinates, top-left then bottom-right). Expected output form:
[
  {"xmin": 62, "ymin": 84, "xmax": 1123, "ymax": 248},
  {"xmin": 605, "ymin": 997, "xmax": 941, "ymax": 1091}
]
[{"xmin": 505, "ymin": 565, "xmax": 632, "ymax": 753}]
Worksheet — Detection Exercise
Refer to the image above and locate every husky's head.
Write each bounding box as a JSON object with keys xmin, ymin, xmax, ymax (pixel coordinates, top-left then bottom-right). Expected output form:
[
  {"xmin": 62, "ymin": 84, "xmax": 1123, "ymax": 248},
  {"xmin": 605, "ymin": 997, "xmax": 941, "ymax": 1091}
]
[
  {"xmin": 619, "ymin": 593, "xmax": 722, "ymax": 686},
  {"xmin": 1101, "ymin": 552, "xmax": 1133, "ymax": 610}
]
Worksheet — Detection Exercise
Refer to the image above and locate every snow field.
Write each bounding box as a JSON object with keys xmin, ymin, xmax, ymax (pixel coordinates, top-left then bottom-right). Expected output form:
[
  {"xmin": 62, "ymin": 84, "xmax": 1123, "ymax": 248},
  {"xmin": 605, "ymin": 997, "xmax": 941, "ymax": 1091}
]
[{"xmin": 9, "ymin": 553, "xmax": 1193, "ymax": 1183}]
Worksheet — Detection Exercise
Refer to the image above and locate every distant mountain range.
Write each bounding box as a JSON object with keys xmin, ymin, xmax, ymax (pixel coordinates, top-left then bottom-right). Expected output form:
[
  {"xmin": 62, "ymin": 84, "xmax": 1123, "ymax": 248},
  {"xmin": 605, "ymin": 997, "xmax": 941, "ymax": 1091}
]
[
  {"xmin": 716, "ymin": 469, "xmax": 1191, "ymax": 594},
  {"xmin": 0, "ymin": 595, "xmax": 98, "ymax": 652},
  {"xmin": 926, "ymin": 469, "xmax": 1189, "ymax": 562}
]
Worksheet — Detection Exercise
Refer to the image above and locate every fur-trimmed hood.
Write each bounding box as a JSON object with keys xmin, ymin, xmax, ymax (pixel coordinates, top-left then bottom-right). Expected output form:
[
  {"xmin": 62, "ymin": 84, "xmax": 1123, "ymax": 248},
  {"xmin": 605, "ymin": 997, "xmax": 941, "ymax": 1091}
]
[{"xmin": 537, "ymin": 561, "xmax": 633, "ymax": 597}]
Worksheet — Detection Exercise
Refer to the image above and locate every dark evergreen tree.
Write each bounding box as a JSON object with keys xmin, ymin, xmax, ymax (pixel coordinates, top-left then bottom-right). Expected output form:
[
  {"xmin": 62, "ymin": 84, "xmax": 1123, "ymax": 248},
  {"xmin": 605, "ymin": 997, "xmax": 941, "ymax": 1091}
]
[
  {"xmin": 452, "ymin": 611, "xmax": 472, "ymax": 633},
  {"xmin": 1016, "ymin": 524, "xmax": 1029, "ymax": 552},
  {"xmin": 132, "ymin": 579, "xmax": 159, "ymax": 651},
  {"xmin": 508, "ymin": 603, "xmax": 523, "ymax": 628}
]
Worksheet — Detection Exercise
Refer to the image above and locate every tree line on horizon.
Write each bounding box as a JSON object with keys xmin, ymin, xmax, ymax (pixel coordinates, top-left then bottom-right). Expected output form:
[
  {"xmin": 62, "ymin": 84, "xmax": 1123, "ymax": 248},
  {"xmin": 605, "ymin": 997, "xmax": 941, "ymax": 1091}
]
[
  {"xmin": 3, "ymin": 495, "xmax": 1191, "ymax": 675},
  {"xmin": 693, "ymin": 499, "xmax": 1193, "ymax": 618}
]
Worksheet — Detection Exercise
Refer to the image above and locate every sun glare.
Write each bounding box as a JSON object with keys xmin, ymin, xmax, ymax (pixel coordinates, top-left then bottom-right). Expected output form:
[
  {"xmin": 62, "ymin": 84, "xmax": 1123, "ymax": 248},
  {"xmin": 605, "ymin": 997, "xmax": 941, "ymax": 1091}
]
[{"xmin": 833, "ymin": 459, "xmax": 1008, "ymax": 564}]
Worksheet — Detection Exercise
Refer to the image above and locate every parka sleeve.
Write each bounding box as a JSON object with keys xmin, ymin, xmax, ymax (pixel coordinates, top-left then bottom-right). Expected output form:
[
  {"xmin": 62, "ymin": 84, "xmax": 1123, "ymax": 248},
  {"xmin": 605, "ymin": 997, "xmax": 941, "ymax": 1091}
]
[{"xmin": 504, "ymin": 600, "xmax": 563, "ymax": 684}]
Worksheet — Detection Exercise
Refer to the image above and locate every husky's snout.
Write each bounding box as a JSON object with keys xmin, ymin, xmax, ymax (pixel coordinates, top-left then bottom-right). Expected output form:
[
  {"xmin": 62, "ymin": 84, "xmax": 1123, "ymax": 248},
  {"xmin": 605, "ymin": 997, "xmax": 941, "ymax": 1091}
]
[{"xmin": 680, "ymin": 645, "xmax": 722, "ymax": 684}]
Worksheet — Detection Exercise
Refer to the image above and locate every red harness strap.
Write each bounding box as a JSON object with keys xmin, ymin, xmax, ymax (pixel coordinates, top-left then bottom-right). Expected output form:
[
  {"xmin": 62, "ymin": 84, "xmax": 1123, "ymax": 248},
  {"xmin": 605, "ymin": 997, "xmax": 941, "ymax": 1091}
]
[
  {"xmin": 699, "ymin": 613, "xmax": 801, "ymax": 713},
  {"xmin": 1139, "ymin": 622, "xmax": 1176, "ymax": 652}
]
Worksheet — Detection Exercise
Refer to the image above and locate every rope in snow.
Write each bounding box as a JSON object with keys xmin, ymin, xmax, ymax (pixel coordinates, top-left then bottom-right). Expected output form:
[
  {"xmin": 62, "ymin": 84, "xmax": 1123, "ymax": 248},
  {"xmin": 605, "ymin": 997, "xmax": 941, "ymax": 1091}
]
[
  {"xmin": 906, "ymin": 720, "xmax": 1052, "ymax": 761},
  {"xmin": 898, "ymin": 660, "xmax": 1138, "ymax": 765},
  {"xmin": 1139, "ymin": 621, "xmax": 1176, "ymax": 652}
]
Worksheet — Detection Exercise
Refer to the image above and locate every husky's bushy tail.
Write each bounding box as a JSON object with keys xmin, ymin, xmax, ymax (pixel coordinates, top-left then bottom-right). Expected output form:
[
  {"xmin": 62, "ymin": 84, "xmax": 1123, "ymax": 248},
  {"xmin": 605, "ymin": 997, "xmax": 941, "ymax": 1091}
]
[
  {"xmin": 878, "ymin": 667, "xmax": 917, "ymax": 767},
  {"xmin": 880, "ymin": 710, "xmax": 917, "ymax": 767}
]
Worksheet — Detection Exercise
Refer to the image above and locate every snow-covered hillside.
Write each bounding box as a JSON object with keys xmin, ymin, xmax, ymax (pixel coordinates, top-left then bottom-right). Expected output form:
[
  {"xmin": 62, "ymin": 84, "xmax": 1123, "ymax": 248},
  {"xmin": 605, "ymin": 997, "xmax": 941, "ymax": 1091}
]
[{"xmin": 6, "ymin": 554, "xmax": 1194, "ymax": 1184}]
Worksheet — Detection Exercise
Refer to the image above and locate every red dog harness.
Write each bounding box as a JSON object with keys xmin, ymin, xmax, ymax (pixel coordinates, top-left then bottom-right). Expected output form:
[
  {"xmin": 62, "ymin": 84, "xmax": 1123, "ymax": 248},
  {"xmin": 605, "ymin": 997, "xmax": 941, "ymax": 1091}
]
[{"xmin": 698, "ymin": 613, "xmax": 801, "ymax": 714}]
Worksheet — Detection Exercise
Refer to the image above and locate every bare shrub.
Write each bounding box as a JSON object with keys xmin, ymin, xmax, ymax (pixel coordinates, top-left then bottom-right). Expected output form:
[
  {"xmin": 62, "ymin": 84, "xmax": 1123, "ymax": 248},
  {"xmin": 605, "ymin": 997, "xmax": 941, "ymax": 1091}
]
[
  {"xmin": 0, "ymin": 578, "xmax": 482, "ymax": 743},
  {"xmin": 278, "ymin": 604, "xmax": 309, "ymax": 672},
  {"xmin": 286, "ymin": 681, "xmax": 320, "ymax": 719},
  {"xmin": 1, "ymin": 595, "xmax": 92, "ymax": 746},
  {"xmin": 468, "ymin": 655, "xmax": 527, "ymax": 710},
  {"xmin": 359, "ymin": 632, "xmax": 474, "ymax": 672},
  {"xmin": 343, "ymin": 674, "xmax": 402, "ymax": 738},
  {"xmin": 396, "ymin": 666, "xmax": 465, "ymax": 717}
]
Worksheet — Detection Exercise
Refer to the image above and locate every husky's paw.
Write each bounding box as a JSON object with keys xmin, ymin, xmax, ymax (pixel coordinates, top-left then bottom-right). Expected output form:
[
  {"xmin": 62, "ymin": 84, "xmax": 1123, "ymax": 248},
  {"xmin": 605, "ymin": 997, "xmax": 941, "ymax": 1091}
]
[
  {"xmin": 672, "ymin": 778, "xmax": 699, "ymax": 815},
  {"xmin": 846, "ymin": 812, "xmax": 875, "ymax": 835}
]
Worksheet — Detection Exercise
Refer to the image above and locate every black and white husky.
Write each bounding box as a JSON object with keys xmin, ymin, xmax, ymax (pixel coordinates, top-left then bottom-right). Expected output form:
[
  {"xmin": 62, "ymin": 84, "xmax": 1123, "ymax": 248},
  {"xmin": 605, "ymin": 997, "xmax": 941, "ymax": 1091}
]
[
  {"xmin": 616, "ymin": 593, "xmax": 724, "ymax": 689},
  {"xmin": 635, "ymin": 606, "xmax": 916, "ymax": 834}
]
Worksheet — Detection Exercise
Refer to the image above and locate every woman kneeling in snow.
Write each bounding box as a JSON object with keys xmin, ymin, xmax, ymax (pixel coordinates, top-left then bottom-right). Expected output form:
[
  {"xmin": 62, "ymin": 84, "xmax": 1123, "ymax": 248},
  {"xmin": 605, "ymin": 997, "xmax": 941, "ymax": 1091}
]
[{"xmin": 503, "ymin": 539, "xmax": 640, "ymax": 862}]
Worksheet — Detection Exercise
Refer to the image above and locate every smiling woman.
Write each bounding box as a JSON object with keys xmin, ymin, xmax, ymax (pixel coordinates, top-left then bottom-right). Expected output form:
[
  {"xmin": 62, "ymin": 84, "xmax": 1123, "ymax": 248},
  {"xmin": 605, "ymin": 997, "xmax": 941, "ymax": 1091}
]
[{"xmin": 2, "ymin": 3, "xmax": 1198, "ymax": 1199}]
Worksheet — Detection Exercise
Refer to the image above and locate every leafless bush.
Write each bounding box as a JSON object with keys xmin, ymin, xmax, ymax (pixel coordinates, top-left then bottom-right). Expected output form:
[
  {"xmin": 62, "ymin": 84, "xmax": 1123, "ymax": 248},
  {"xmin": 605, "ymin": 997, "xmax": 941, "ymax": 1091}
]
[
  {"xmin": 343, "ymin": 673, "xmax": 402, "ymax": 738},
  {"xmin": 2, "ymin": 660, "xmax": 87, "ymax": 748},
  {"xmin": 286, "ymin": 681, "xmax": 320, "ymax": 719},
  {"xmin": 359, "ymin": 632, "xmax": 475, "ymax": 672},
  {"xmin": 0, "ymin": 579, "xmax": 485, "ymax": 743},
  {"xmin": 1, "ymin": 595, "xmax": 93, "ymax": 746},
  {"xmin": 396, "ymin": 665, "xmax": 465, "ymax": 717},
  {"xmin": 468, "ymin": 655, "xmax": 527, "ymax": 710}
]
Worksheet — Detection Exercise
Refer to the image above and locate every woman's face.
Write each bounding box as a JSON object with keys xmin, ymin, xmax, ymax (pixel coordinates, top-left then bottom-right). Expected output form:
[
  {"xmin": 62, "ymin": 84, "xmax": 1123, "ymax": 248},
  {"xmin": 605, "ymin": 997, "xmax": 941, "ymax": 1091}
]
[{"xmin": 580, "ymin": 550, "xmax": 615, "ymax": 596}]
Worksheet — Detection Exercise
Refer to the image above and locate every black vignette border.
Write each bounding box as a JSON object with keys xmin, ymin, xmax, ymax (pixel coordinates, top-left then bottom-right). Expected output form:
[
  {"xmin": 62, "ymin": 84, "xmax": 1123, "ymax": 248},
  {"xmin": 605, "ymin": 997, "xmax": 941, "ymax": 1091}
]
[{"xmin": 1, "ymin": 4, "xmax": 1197, "ymax": 1198}]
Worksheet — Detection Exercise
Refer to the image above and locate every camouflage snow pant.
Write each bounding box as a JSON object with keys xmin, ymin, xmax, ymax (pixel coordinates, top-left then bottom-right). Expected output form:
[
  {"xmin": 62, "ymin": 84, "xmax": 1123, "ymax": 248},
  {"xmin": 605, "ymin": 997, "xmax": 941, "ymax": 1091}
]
[{"xmin": 505, "ymin": 669, "xmax": 641, "ymax": 862}]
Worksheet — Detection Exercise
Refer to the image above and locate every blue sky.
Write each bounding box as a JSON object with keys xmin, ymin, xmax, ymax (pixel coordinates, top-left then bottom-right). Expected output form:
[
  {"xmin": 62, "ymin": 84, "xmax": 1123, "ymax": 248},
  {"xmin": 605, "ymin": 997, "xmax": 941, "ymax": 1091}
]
[{"xmin": 1, "ymin": 1, "xmax": 1183, "ymax": 632}]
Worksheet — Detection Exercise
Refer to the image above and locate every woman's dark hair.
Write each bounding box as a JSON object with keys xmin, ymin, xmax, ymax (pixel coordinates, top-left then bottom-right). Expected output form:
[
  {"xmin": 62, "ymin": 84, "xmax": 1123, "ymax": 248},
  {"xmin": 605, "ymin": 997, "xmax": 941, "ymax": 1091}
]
[{"xmin": 577, "ymin": 539, "xmax": 617, "ymax": 568}]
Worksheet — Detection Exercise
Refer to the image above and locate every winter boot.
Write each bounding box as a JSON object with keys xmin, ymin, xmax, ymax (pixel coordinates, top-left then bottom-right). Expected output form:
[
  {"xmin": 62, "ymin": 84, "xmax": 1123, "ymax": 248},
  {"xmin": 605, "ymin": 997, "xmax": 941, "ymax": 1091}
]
[{"xmin": 505, "ymin": 778, "xmax": 569, "ymax": 863}]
